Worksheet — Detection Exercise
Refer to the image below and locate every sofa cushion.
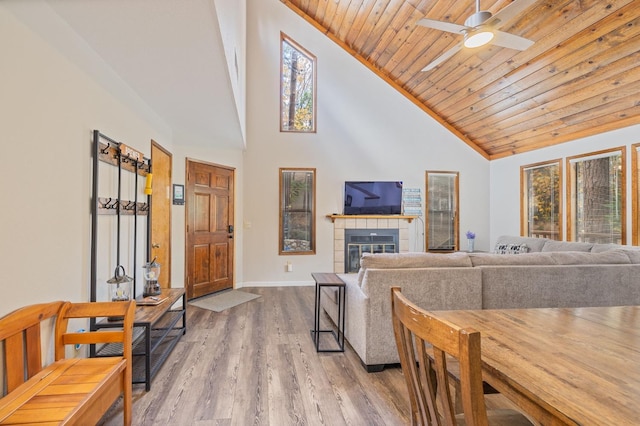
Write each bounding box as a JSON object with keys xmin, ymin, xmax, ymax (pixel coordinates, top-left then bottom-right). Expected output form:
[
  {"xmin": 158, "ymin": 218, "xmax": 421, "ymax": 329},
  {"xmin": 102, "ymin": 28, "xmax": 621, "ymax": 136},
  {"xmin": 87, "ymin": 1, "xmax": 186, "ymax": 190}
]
[
  {"xmin": 622, "ymin": 249, "xmax": 640, "ymax": 264},
  {"xmin": 495, "ymin": 235, "xmax": 548, "ymax": 252},
  {"xmin": 481, "ymin": 264, "xmax": 640, "ymax": 309},
  {"xmin": 551, "ymin": 250, "xmax": 631, "ymax": 265},
  {"xmin": 469, "ymin": 252, "xmax": 557, "ymax": 266},
  {"xmin": 542, "ymin": 240, "xmax": 593, "ymax": 252},
  {"xmin": 357, "ymin": 252, "xmax": 472, "ymax": 287},
  {"xmin": 588, "ymin": 244, "xmax": 640, "ymax": 263},
  {"xmin": 359, "ymin": 252, "xmax": 473, "ymax": 269},
  {"xmin": 590, "ymin": 243, "xmax": 624, "ymax": 253}
]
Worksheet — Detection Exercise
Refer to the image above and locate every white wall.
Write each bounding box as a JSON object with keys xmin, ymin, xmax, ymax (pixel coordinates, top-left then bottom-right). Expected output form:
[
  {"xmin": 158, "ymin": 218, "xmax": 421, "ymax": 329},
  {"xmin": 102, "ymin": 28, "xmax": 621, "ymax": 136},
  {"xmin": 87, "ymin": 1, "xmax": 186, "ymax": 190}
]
[
  {"xmin": 0, "ymin": 4, "xmax": 173, "ymax": 315},
  {"xmin": 214, "ymin": 0, "xmax": 247, "ymax": 145},
  {"xmin": 489, "ymin": 124, "xmax": 640, "ymax": 248},
  {"xmin": 241, "ymin": 0, "xmax": 491, "ymax": 286}
]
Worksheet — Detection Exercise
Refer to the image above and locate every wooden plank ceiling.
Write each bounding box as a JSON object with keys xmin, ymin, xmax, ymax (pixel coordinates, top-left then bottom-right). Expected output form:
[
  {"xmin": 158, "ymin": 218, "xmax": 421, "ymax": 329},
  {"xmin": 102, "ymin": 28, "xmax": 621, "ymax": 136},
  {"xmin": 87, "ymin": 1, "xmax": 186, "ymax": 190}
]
[{"xmin": 281, "ymin": 0, "xmax": 640, "ymax": 159}]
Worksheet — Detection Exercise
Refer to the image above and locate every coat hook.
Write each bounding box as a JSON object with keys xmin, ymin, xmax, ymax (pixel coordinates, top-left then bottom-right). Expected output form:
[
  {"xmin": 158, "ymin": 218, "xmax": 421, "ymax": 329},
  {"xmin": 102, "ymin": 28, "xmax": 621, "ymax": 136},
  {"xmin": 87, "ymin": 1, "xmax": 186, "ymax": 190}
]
[{"xmin": 108, "ymin": 199, "xmax": 119, "ymax": 209}]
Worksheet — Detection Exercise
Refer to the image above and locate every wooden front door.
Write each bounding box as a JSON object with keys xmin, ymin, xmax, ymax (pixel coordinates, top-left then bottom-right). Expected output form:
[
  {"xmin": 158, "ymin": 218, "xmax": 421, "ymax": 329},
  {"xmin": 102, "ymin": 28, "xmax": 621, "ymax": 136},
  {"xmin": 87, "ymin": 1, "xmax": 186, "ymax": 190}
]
[
  {"xmin": 150, "ymin": 141, "xmax": 172, "ymax": 288},
  {"xmin": 186, "ymin": 159, "xmax": 235, "ymax": 300}
]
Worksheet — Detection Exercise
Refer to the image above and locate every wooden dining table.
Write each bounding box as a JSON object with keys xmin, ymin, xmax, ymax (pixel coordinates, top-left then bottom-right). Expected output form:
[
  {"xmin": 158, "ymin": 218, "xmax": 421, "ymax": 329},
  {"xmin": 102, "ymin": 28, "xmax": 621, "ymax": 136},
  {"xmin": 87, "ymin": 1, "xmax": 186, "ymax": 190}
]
[{"xmin": 432, "ymin": 305, "xmax": 640, "ymax": 425}]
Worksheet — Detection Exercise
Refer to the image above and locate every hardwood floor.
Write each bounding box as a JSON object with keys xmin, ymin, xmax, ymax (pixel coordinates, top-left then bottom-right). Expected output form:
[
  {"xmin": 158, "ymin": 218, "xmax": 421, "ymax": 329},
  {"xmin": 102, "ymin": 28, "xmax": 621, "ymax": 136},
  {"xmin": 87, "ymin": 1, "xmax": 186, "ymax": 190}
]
[{"xmin": 100, "ymin": 286, "xmax": 411, "ymax": 425}]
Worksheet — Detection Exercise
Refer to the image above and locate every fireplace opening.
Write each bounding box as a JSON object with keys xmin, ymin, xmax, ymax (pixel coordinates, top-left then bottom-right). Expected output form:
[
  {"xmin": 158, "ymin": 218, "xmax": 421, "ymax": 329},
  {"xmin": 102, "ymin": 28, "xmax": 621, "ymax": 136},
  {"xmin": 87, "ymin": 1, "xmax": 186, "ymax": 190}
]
[{"xmin": 344, "ymin": 229, "xmax": 399, "ymax": 273}]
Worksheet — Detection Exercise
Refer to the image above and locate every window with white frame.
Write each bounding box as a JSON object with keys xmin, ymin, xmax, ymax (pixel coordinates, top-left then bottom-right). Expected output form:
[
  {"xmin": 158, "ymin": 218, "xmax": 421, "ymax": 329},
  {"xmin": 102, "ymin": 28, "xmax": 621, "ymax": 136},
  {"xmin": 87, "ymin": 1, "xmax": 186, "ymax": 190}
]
[{"xmin": 567, "ymin": 148, "xmax": 625, "ymax": 244}]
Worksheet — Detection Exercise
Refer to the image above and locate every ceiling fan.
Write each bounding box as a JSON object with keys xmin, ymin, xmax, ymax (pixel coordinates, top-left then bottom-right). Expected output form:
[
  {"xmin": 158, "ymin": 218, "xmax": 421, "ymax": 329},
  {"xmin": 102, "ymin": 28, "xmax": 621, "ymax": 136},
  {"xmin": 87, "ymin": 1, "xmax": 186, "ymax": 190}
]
[{"xmin": 417, "ymin": 0, "xmax": 537, "ymax": 72}]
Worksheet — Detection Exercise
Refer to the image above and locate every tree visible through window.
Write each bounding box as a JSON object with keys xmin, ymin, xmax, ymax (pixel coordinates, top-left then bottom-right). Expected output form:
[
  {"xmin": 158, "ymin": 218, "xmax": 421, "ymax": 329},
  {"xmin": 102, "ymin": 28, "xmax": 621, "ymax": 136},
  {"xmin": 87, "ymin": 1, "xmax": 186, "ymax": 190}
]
[
  {"xmin": 280, "ymin": 33, "xmax": 316, "ymax": 132},
  {"xmin": 568, "ymin": 148, "xmax": 625, "ymax": 244},
  {"xmin": 279, "ymin": 168, "xmax": 316, "ymax": 254},
  {"xmin": 521, "ymin": 160, "xmax": 562, "ymax": 240}
]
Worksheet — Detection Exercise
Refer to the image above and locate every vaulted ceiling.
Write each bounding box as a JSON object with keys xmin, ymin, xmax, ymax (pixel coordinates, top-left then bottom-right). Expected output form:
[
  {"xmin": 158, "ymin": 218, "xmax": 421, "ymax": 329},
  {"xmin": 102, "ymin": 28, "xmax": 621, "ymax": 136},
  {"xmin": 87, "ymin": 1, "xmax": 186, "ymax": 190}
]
[{"xmin": 281, "ymin": 0, "xmax": 640, "ymax": 159}]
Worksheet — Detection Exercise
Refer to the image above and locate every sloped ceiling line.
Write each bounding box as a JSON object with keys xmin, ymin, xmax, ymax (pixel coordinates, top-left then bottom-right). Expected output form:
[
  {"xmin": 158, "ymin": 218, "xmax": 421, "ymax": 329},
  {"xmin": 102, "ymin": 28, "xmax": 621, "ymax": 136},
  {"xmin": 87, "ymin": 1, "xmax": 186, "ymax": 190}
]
[{"xmin": 282, "ymin": 0, "xmax": 640, "ymax": 159}]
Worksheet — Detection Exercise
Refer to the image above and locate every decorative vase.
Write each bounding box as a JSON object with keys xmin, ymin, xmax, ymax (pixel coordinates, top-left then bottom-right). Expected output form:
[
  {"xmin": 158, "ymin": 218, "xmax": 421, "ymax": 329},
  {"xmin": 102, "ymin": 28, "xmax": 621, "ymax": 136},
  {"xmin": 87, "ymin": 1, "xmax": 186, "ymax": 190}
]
[{"xmin": 467, "ymin": 238, "xmax": 475, "ymax": 252}]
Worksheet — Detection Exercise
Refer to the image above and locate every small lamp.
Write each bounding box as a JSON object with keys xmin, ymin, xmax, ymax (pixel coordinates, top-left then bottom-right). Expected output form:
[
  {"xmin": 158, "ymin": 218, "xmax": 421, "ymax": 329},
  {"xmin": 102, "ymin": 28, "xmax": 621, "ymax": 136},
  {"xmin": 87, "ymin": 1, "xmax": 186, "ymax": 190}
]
[
  {"xmin": 107, "ymin": 265, "xmax": 133, "ymax": 302},
  {"xmin": 142, "ymin": 258, "xmax": 161, "ymax": 297},
  {"xmin": 106, "ymin": 265, "xmax": 133, "ymax": 321}
]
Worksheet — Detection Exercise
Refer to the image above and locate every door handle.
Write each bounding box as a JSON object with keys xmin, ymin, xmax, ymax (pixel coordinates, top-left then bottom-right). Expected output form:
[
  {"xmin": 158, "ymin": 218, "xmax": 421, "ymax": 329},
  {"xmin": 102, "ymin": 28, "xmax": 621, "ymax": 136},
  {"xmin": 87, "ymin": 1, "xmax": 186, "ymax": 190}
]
[{"xmin": 228, "ymin": 225, "xmax": 234, "ymax": 234}]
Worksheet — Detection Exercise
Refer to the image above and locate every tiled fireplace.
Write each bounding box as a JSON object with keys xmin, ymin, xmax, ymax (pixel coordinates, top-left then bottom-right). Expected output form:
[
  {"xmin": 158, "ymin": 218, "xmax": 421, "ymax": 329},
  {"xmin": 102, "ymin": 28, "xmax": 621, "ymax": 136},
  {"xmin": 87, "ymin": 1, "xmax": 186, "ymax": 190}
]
[
  {"xmin": 344, "ymin": 229, "xmax": 399, "ymax": 273},
  {"xmin": 331, "ymin": 216, "xmax": 411, "ymax": 273}
]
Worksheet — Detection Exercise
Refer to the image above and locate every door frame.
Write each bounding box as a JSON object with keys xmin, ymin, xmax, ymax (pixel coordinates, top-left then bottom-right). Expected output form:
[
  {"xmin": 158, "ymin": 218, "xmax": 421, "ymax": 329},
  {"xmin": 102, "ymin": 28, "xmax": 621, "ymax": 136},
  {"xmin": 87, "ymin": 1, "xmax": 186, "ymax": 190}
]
[{"xmin": 150, "ymin": 140, "xmax": 172, "ymax": 288}]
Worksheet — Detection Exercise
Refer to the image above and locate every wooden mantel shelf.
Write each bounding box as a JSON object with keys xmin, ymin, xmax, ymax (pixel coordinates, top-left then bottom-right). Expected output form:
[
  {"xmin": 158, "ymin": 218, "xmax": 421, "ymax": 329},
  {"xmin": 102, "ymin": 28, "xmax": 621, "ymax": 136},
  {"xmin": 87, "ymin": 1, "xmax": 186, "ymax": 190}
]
[{"xmin": 327, "ymin": 214, "xmax": 418, "ymax": 223}]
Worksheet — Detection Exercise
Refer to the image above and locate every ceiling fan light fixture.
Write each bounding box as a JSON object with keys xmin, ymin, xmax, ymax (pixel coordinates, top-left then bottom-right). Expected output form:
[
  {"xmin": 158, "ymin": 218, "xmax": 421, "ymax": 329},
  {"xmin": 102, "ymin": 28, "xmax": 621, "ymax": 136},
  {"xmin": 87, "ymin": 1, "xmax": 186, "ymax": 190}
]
[{"xmin": 464, "ymin": 30, "xmax": 494, "ymax": 48}]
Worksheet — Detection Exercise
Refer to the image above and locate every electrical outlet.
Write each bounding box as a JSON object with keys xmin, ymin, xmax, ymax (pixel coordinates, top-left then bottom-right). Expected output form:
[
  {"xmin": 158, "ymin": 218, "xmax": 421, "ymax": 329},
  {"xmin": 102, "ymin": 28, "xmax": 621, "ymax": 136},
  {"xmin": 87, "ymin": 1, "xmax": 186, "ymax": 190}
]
[{"xmin": 286, "ymin": 261, "xmax": 293, "ymax": 272}]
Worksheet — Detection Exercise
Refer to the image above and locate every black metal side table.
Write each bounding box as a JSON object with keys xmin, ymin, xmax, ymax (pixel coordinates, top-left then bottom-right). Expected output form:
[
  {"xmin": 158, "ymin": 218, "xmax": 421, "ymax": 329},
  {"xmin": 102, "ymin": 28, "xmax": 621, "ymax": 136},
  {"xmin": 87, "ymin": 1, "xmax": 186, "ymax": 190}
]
[{"xmin": 311, "ymin": 272, "xmax": 346, "ymax": 352}]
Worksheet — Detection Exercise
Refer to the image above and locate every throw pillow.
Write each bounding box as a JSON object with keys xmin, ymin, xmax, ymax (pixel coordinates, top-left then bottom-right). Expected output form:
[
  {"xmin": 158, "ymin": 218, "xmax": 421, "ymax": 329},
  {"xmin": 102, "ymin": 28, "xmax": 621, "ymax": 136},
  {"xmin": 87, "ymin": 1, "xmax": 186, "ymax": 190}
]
[
  {"xmin": 494, "ymin": 243, "xmax": 509, "ymax": 254},
  {"xmin": 495, "ymin": 235, "xmax": 548, "ymax": 252},
  {"xmin": 510, "ymin": 243, "xmax": 528, "ymax": 254},
  {"xmin": 494, "ymin": 243, "xmax": 528, "ymax": 254}
]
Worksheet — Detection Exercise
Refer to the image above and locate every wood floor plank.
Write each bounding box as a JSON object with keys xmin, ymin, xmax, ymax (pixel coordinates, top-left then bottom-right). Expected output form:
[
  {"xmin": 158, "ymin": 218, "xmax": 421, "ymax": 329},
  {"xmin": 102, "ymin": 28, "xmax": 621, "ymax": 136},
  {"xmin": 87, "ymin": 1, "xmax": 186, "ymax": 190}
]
[
  {"xmin": 288, "ymin": 332, "xmax": 348, "ymax": 425},
  {"xmin": 230, "ymin": 292, "xmax": 269, "ymax": 425},
  {"xmin": 99, "ymin": 286, "xmax": 411, "ymax": 425}
]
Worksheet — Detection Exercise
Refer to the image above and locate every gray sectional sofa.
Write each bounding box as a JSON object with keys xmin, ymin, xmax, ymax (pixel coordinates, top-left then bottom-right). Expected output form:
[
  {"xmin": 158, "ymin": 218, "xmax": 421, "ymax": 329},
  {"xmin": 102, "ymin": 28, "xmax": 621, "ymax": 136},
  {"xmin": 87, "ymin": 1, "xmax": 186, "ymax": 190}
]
[{"xmin": 321, "ymin": 236, "xmax": 640, "ymax": 371}]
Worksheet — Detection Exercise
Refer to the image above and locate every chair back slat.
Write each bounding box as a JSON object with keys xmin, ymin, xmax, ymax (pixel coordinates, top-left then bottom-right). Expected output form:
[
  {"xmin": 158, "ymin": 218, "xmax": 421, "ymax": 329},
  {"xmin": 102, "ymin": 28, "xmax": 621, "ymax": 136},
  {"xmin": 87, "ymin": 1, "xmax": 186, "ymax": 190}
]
[
  {"xmin": 0, "ymin": 302, "xmax": 64, "ymax": 393},
  {"xmin": 391, "ymin": 287, "xmax": 489, "ymax": 426},
  {"xmin": 24, "ymin": 326, "xmax": 43, "ymax": 379},
  {"xmin": 5, "ymin": 333, "xmax": 27, "ymax": 393}
]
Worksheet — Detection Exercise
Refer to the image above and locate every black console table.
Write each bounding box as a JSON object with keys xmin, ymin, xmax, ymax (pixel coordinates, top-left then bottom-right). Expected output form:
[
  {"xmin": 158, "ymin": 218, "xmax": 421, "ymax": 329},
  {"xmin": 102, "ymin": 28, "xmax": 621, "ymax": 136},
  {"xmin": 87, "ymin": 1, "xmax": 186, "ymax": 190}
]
[
  {"xmin": 93, "ymin": 288, "xmax": 186, "ymax": 391},
  {"xmin": 311, "ymin": 273, "xmax": 345, "ymax": 352}
]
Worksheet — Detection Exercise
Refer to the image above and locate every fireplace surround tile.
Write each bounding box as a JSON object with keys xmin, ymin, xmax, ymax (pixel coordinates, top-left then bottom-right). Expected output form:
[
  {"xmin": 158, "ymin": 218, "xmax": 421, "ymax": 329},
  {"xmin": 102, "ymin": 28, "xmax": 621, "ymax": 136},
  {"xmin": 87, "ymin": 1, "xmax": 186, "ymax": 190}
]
[
  {"xmin": 366, "ymin": 218, "xmax": 378, "ymax": 228},
  {"xmin": 333, "ymin": 229, "xmax": 344, "ymax": 250},
  {"xmin": 331, "ymin": 216, "xmax": 412, "ymax": 273}
]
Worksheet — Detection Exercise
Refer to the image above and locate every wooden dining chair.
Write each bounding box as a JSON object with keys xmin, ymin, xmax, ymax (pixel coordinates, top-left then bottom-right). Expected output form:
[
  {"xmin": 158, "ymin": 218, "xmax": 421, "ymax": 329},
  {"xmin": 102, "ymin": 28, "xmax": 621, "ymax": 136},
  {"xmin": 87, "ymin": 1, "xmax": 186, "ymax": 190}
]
[{"xmin": 390, "ymin": 287, "xmax": 533, "ymax": 426}]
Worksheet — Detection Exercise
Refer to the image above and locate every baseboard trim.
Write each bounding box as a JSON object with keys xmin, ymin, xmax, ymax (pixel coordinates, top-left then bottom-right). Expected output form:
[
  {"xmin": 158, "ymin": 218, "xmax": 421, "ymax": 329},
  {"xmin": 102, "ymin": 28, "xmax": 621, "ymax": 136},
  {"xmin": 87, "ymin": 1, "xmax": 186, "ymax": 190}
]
[{"xmin": 238, "ymin": 281, "xmax": 315, "ymax": 288}]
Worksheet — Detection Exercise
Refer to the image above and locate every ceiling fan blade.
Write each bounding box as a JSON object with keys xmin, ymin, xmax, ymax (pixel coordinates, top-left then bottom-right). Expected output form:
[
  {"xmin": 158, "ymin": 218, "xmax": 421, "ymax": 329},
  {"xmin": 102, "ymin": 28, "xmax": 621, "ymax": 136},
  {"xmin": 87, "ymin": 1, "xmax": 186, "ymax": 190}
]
[
  {"xmin": 422, "ymin": 43, "xmax": 463, "ymax": 72},
  {"xmin": 417, "ymin": 18, "xmax": 467, "ymax": 34},
  {"xmin": 486, "ymin": 0, "xmax": 538, "ymax": 28},
  {"xmin": 492, "ymin": 30, "xmax": 534, "ymax": 50}
]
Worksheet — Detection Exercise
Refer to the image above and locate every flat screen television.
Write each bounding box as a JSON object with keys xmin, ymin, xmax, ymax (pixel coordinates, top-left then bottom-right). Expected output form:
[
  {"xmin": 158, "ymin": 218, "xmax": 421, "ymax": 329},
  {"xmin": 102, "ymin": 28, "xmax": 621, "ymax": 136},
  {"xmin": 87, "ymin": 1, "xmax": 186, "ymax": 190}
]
[{"xmin": 344, "ymin": 181, "xmax": 403, "ymax": 215}]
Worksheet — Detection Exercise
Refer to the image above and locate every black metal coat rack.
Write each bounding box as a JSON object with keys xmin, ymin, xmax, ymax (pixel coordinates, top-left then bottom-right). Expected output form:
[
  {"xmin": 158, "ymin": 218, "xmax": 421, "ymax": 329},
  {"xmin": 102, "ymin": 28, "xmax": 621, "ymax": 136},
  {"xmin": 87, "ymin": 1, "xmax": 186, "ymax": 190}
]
[{"xmin": 90, "ymin": 130, "xmax": 152, "ymax": 304}]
